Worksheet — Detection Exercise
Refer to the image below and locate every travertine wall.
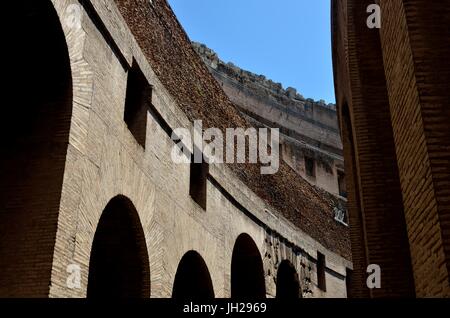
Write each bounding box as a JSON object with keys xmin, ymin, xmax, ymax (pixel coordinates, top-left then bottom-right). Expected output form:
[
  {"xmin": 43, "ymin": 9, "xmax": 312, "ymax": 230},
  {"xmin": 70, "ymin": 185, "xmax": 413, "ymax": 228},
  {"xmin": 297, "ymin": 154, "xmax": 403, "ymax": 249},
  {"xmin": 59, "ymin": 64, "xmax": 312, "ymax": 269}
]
[{"xmin": 0, "ymin": 0, "xmax": 351, "ymax": 298}]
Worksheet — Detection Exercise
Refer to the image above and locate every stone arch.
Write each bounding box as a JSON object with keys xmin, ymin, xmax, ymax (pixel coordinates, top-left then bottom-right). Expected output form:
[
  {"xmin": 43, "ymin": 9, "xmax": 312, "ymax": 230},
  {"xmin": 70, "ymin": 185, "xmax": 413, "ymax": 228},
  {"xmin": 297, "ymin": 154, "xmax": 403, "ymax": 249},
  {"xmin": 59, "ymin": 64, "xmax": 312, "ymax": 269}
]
[
  {"xmin": 87, "ymin": 195, "xmax": 150, "ymax": 298},
  {"xmin": 0, "ymin": 0, "xmax": 73, "ymax": 297},
  {"xmin": 231, "ymin": 233, "xmax": 266, "ymax": 298},
  {"xmin": 276, "ymin": 260, "xmax": 301, "ymax": 299},
  {"xmin": 172, "ymin": 251, "xmax": 215, "ymax": 300}
]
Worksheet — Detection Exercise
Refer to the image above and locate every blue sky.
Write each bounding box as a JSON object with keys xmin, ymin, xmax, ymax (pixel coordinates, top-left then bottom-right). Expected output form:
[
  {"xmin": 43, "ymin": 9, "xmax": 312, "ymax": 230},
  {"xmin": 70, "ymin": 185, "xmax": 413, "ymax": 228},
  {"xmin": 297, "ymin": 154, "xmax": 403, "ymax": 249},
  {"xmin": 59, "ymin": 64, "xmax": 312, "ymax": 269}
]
[{"xmin": 168, "ymin": 0, "xmax": 336, "ymax": 104}]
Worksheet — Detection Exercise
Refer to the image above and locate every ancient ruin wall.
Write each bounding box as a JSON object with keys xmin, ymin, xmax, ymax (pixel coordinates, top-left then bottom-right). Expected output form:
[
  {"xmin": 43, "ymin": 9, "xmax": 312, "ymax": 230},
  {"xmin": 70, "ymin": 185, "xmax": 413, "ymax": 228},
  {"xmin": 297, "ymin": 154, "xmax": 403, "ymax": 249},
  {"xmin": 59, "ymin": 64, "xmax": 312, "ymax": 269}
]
[{"xmin": 193, "ymin": 42, "xmax": 346, "ymax": 198}]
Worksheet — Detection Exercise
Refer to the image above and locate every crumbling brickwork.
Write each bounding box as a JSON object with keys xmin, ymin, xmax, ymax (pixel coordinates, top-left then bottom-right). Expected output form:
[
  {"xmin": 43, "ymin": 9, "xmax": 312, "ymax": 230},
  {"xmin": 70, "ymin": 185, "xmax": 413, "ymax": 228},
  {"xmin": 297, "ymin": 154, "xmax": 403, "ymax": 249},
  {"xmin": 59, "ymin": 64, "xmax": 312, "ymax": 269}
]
[
  {"xmin": 115, "ymin": 0, "xmax": 351, "ymax": 260},
  {"xmin": 193, "ymin": 42, "xmax": 346, "ymax": 199},
  {"xmin": 0, "ymin": 0, "xmax": 352, "ymax": 298}
]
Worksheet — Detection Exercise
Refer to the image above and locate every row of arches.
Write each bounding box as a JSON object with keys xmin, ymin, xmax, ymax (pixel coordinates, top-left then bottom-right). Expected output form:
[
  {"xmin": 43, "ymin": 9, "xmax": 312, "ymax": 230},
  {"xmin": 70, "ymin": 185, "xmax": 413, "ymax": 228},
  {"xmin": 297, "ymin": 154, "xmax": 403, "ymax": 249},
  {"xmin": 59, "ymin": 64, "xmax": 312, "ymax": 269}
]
[
  {"xmin": 0, "ymin": 1, "xmax": 301, "ymax": 298},
  {"xmin": 87, "ymin": 196, "xmax": 301, "ymax": 299}
]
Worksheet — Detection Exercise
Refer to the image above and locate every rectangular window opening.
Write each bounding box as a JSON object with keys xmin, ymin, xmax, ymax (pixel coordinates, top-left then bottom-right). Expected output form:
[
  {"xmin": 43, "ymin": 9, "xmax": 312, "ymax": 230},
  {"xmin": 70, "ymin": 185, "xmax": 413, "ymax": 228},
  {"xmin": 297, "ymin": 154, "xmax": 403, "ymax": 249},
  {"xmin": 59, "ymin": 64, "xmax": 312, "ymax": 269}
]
[
  {"xmin": 305, "ymin": 156, "xmax": 316, "ymax": 177},
  {"xmin": 346, "ymin": 268, "xmax": 353, "ymax": 298},
  {"xmin": 189, "ymin": 148, "xmax": 208, "ymax": 210},
  {"xmin": 124, "ymin": 60, "xmax": 150, "ymax": 149},
  {"xmin": 317, "ymin": 252, "xmax": 327, "ymax": 291},
  {"xmin": 338, "ymin": 170, "xmax": 347, "ymax": 198}
]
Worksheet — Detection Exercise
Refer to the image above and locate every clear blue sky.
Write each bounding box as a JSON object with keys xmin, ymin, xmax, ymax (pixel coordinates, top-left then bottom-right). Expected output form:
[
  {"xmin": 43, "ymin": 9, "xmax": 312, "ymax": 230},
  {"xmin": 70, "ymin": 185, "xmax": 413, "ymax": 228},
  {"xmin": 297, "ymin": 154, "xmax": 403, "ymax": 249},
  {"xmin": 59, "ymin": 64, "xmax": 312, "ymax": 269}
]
[{"xmin": 168, "ymin": 0, "xmax": 336, "ymax": 104}]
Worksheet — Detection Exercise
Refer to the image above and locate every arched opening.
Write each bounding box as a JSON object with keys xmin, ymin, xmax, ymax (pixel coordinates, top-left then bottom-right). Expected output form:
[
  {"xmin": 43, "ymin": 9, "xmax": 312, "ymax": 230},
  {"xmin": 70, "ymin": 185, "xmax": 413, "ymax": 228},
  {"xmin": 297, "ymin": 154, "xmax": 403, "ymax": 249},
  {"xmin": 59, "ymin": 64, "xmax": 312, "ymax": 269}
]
[
  {"xmin": 172, "ymin": 251, "xmax": 215, "ymax": 300},
  {"xmin": 0, "ymin": 1, "xmax": 73, "ymax": 297},
  {"xmin": 87, "ymin": 196, "xmax": 150, "ymax": 298},
  {"xmin": 231, "ymin": 233, "xmax": 266, "ymax": 298},
  {"xmin": 276, "ymin": 260, "xmax": 301, "ymax": 299}
]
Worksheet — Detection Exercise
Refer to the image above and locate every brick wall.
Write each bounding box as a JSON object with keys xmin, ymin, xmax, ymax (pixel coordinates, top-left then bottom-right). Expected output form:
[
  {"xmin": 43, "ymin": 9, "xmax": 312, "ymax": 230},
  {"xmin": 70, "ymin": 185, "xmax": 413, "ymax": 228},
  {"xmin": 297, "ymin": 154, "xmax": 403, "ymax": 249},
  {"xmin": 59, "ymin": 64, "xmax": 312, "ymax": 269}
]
[
  {"xmin": 333, "ymin": 0, "xmax": 450, "ymax": 297},
  {"xmin": 333, "ymin": 0, "xmax": 416, "ymax": 297},
  {"xmin": 0, "ymin": 0, "xmax": 353, "ymax": 298},
  {"xmin": 378, "ymin": 0, "xmax": 450, "ymax": 296}
]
